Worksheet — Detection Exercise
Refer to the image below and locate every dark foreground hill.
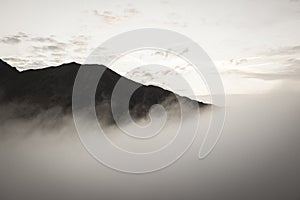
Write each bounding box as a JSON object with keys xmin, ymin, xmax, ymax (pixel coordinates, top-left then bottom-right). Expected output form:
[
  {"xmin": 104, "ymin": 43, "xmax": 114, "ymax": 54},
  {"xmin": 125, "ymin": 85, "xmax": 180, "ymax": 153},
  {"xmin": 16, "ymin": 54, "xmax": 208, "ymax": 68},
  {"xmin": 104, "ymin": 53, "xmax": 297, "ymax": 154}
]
[{"xmin": 0, "ymin": 59, "xmax": 207, "ymax": 124}]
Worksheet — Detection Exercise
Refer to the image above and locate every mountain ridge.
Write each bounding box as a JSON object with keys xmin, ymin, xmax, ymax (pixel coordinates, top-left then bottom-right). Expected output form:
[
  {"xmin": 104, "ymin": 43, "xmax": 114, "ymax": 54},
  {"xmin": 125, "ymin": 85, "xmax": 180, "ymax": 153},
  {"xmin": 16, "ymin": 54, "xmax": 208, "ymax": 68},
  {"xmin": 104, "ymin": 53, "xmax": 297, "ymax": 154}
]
[{"xmin": 0, "ymin": 59, "xmax": 208, "ymax": 124}]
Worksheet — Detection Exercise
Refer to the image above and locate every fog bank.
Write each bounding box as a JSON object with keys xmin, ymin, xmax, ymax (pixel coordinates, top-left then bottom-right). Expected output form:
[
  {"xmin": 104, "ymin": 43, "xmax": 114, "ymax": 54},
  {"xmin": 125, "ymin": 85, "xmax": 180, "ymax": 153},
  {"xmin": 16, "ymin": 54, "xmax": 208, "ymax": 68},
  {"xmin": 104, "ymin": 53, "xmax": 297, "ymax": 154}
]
[{"xmin": 0, "ymin": 92, "xmax": 299, "ymax": 200}]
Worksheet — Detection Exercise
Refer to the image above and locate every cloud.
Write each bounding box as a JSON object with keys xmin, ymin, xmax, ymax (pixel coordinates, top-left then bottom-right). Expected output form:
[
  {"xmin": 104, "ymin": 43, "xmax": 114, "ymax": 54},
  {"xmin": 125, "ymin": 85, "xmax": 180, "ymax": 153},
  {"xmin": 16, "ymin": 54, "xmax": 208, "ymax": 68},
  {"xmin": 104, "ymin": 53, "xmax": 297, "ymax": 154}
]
[
  {"xmin": 2, "ymin": 57, "xmax": 27, "ymax": 63},
  {"xmin": 229, "ymin": 58, "xmax": 248, "ymax": 65},
  {"xmin": 0, "ymin": 32, "xmax": 28, "ymax": 44},
  {"xmin": 224, "ymin": 58, "xmax": 300, "ymax": 81},
  {"xmin": 2, "ymin": 57, "xmax": 28, "ymax": 68},
  {"xmin": 26, "ymin": 60, "xmax": 48, "ymax": 67},
  {"xmin": 93, "ymin": 10, "xmax": 125, "ymax": 24},
  {"xmin": 264, "ymin": 45, "xmax": 300, "ymax": 56},
  {"xmin": 93, "ymin": 6, "xmax": 139, "ymax": 24},
  {"xmin": 2, "ymin": 57, "xmax": 49, "ymax": 70},
  {"xmin": 0, "ymin": 37, "xmax": 21, "ymax": 44},
  {"xmin": 51, "ymin": 52, "xmax": 66, "ymax": 57},
  {"xmin": 30, "ymin": 37, "xmax": 57, "ymax": 43},
  {"xmin": 1, "ymin": 32, "xmax": 90, "ymax": 69},
  {"xmin": 69, "ymin": 35, "xmax": 89, "ymax": 48},
  {"xmin": 30, "ymin": 37, "xmax": 70, "ymax": 55},
  {"xmin": 221, "ymin": 45, "xmax": 300, "ymax": 83},
  {"xmin": 1, "ymin": 34, "xmax": 72, "ymax": 69},
  {"xmin": 32, "ymin": 45, "xmax": 65, "ymax": 52}
]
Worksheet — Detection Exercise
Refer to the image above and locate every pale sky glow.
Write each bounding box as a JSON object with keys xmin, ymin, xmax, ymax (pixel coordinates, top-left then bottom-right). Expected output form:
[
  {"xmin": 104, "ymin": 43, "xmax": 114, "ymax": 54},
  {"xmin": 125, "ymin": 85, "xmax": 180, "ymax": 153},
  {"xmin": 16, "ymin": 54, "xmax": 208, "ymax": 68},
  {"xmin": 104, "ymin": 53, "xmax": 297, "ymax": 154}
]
[
  {"xmin": 108, "ymin": 50, "xmax": 209, "ymax": 98},
  {"xmin": 1, "ymin": 0, "xmax": 300, "ymax": 95}
]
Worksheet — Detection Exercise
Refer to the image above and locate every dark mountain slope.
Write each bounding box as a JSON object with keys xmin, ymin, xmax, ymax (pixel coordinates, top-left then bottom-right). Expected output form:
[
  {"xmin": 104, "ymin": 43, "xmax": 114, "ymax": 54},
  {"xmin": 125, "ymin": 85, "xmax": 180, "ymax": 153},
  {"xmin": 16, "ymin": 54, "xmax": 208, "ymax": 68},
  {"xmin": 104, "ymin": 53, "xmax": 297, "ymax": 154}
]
[{"xmin": 0, "ymin": 59, "xmax": 207, "ymax": 124}]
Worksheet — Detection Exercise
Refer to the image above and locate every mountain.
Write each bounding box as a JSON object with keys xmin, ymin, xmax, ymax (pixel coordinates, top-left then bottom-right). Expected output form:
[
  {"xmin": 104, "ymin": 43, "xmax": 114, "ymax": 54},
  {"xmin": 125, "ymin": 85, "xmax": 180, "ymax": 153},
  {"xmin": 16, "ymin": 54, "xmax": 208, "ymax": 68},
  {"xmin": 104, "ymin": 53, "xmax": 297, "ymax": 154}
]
[{"xmin": 0, "ymin": 59, "xmax": 207, "ymax": 124}]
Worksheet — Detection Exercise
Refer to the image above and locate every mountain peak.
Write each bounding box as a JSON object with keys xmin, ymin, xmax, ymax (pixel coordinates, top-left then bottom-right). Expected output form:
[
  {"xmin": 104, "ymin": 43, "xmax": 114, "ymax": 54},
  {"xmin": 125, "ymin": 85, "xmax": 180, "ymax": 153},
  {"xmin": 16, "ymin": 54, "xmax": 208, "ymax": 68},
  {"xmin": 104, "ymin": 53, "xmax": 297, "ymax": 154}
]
[
  {"xmin": 0, "ymin": 58, "xmax": 19, "ymax": 74},
  {"xmin": 58, "ymin": 61, "xmax": 81, "ymax": 66},
  {"xmin": 0, "ymin": 58, "xmax": 10, "ymax": 66}
]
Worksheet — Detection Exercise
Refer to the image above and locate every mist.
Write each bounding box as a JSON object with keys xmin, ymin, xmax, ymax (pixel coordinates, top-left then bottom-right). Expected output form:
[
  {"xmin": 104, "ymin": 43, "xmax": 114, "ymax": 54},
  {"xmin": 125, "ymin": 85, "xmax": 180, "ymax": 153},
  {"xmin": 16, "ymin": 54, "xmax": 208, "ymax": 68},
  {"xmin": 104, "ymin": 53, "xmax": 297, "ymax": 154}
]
[{"xmin": 0, "ymin": 88, "xmax": 299, "ymax": 200}]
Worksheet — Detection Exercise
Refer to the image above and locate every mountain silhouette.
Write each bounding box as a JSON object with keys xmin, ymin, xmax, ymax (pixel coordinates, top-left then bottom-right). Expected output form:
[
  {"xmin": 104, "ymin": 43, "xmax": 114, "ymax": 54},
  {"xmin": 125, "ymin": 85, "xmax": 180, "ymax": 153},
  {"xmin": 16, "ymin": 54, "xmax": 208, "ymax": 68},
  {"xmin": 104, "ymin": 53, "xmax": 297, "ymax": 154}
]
[{"xmin": 0, "ymin": 59, "xmax": 207, "ymax": 124}]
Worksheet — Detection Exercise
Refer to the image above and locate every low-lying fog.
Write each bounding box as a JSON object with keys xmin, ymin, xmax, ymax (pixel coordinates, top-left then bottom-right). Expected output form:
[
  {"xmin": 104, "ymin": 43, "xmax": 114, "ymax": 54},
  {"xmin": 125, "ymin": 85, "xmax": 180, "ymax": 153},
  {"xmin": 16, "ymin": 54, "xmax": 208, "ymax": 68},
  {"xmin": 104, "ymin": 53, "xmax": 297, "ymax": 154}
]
[{"xmin": 0, "ymin": 90, "xmax": 299, "ymax": 200}]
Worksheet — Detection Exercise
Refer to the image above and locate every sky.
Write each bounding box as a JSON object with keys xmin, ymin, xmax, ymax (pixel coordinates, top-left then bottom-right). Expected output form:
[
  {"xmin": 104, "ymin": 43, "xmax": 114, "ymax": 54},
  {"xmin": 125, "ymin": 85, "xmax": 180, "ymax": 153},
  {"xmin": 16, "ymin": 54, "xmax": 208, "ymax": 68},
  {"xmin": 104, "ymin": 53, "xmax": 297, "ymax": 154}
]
[{"xmin": 0, "ymin": 0, "xmax": 300, "ymax": 95}]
